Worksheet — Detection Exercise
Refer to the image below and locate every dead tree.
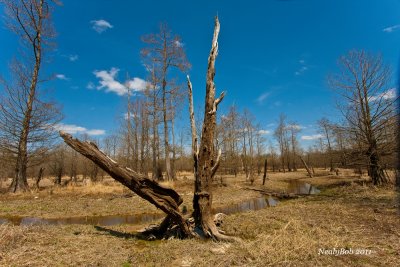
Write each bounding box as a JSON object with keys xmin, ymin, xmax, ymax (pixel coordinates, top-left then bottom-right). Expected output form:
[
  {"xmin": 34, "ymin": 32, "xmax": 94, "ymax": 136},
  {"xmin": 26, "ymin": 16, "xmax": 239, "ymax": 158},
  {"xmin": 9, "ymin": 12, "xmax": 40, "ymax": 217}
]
[
  {"xmin": 187, "ymin": 17, "xmax": 237, "ymax": 241},
  {"xmin": 35, "ymin": 167, "xmax": 44, "ymax": 190},
  {"xmin": 60, "ymin": 132, "xmax": 191, "ymax": 237},
  {"xmin": 60, "ymin": 17, "xmax": 235, "ymax": 241},
  {"xmin": 262, "ymin": 158, "xmax": 268, "ymax": 185},
  {"xmin": 300, "ymin": 156, "xmax": 313, "ymax": 178}
]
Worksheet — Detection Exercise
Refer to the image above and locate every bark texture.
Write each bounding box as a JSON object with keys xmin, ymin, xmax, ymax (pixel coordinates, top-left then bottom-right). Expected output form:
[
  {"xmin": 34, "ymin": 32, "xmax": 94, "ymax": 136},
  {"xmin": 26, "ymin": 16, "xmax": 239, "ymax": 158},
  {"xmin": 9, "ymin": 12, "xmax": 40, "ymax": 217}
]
[{"xmin": 60, "ymin": 131, "xmax": 191, "ymax": 237}]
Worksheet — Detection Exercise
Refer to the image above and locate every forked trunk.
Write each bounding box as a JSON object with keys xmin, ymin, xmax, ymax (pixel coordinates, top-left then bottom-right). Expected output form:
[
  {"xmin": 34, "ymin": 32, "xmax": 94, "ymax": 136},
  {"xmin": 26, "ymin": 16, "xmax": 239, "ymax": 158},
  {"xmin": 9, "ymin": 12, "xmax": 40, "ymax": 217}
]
[{"xmin": 189, "ymin": 17, "xmax": 236, "ymax": 241}]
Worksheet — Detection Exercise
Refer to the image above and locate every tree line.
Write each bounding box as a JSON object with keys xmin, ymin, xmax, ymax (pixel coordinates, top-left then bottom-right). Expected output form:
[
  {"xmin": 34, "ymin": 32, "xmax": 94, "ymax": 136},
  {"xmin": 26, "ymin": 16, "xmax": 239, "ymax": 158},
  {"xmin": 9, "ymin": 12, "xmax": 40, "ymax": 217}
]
[{"xmin": 0, "ymin": 0, "xmax": 398, "ymax": 193}]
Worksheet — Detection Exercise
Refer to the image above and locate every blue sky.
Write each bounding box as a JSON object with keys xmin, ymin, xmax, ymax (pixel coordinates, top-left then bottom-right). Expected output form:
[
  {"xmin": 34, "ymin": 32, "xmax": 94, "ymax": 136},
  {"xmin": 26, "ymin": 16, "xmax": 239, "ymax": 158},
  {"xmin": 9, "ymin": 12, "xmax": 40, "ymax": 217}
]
[{"xmin": 0, "ymin": 0, "xmax": 399, "ymax": 148}]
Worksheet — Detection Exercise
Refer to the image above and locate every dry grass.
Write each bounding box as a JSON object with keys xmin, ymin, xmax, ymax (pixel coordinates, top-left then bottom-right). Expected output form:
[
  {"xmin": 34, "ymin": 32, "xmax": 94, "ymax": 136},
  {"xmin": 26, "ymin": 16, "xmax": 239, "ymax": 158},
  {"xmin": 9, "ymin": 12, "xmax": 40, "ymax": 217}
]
[
  {"xmin": 0, "ymin": 171, "xmax": 399, "ymax": 266},
  {"xmin": 1, "ymin": 185, "xmax": 398, "ymax": 266},
  {"xmin": 0, "ymin": 175, "xmax": 259, "ymax": 218}
]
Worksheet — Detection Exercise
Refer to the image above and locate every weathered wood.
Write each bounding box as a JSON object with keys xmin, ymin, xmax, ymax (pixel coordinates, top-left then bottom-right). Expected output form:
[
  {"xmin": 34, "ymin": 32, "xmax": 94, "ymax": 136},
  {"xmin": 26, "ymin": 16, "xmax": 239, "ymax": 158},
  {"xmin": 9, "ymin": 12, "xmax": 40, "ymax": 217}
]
[
  {"xmin": 299, "ymin": 156, "xmax": 313, "ymax": 178},
  {"xmin": 262, "ymin": 158, "xmax": 268, "ymax": 185},
  {"xmin": 35, "ymin": 167, "xmax": 44, "ymax": 190},
  {"xmin": 59, "ymin": 131, "xmax": 191, "ymax": 237},
  {"xmin": 190, "ymin": 17, "xmax": 237, "ymax": 242}
]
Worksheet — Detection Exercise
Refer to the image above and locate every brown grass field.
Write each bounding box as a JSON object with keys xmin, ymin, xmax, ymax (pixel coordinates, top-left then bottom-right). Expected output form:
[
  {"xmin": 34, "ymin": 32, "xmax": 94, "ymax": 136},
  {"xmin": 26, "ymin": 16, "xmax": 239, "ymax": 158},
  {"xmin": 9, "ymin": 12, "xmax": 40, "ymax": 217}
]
[{"xmin": 0, "ymin": 169, "xmax": 399, "ymax": 266}]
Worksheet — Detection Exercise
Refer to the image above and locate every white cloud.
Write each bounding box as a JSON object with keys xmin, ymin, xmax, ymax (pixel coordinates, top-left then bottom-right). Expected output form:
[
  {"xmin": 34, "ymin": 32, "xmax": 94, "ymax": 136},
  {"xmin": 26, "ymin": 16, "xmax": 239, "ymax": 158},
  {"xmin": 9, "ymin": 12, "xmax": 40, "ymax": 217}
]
[
  {"xmin": 86, "ymin": 82, "xmax": 95, "ymax": 89},
  {"xmin": 85, "ymin": 129, "xmax": 106, "ymax": 136},
  {"xmin": 69, "ymin": 55, "xmax": 79, "ymax": 62},
  {"xmin": 301, "ymin": 134, "xmax": 323, "ymax": 140},
  {"xmin": 55, "ymin": 123, "xmax": 105, "ymax": 136},
  {"xmin": 369, "ymin": 88, "xmax": 397, "ymax": 101},
  {"xmin": 258, "ymin": 129, "xmax": 271, "ymax": 135},
  {"xmin": 93, "ymin": 67, "xmax": 148, "ymax": 96},
  {"xmin": 91, "ymin": 19, "xmax": 113, "ymax": 33},
  {"xmin": 174, "ymin": 40, "xmax": 184, "ymax": 47},
  {"xmin": 257, "ymin": 92, "xmax": 270, "ymax": 103},
  {"xmin": 56, "ymin": 74, "xmax": 68, "ymax": 80},
  {"xmin": 383, "ymin": 24, "xmax": 400, "ymax": 33},
  {"xmin": 127, "ymin": 77, "xmax": 149, "ymax": 91}
]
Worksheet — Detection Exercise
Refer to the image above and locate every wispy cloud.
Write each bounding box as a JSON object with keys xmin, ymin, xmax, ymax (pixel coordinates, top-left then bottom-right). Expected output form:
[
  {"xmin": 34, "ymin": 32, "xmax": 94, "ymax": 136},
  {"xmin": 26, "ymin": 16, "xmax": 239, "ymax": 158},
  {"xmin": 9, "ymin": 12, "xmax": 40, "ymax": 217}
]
[
  {"xmin": 86, "ymin": 82, "xmax": 95, "ymax": 89},
  {"xmin": 258, "ymin": 129, "xmax": 271, "ymax": 135},
  {"xmin": 295, "ymin": 58, "xmax": 309, "ymax": 75},
  {"xmin": 91, "ymin": 19, "xmax": 113, "ymax": 33},
  {"xmin": 69, "ymin": 54, "xmax": 79, "ymax": 62},
  {"xmin": 55, "ymin": 123, "xmax": 105, "ymax": 136},
  {"xmin": 369, "ymin": 88, "xmax": 397, "ymax": 101},
  {"xmin": 256, "ymin": 92, "xmax": 270, "ymax": 103},
  {"xmin": 383, "ymin": 24, "xmax": 400, "ymax": 33},
  {"xmin": 301, "ymin": 134, "xmax": 323, "ymax": 140},
  {"xmin": 93, "ymin": 67, "xmax": 149, "ymax": 96},
  {"xmin": 55, "ymin": 74, "xmax": 69, "ymax": 80},
  {"xmin": 286, "ymin": 124, "xmax": 305, "ymax": 130}
]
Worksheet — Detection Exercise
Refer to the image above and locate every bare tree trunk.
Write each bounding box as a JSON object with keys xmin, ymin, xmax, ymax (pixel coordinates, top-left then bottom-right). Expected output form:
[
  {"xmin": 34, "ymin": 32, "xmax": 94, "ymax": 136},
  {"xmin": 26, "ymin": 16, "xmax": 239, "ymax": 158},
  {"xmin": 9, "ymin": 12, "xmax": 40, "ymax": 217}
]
[
  {"xmin": 171, "ymin": 114, "xmax": 176, "ymax": 180},
  {"xmin": 9, "ymin": 0, "xmax": 43, "ymax": 192},
  {"xmin": 263, "ymin": 158, "xmax": 268, "ymax": 185},
  {"xmin": 300, "ymin": 156, "xmax": 313, "ymax": 178},
  {"xmin": 35, "ymin": 167, "xmax": 44, "ymax": 190},
  {"xmin": 368, "ymin": 144, "xmax": 388, "ymax": 185},
  {"xmin": 189, "ymin": 17, "xmax": 235, "ymax": 241}
]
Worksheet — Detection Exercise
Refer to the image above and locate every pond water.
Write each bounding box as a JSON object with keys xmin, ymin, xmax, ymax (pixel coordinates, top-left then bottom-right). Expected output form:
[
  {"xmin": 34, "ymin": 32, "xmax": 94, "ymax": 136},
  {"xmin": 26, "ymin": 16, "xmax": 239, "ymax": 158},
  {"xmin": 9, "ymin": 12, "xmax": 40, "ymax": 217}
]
[
  {"xmin": 287, "ymin": 180, "xmax": 320, "ymax": 195},
  {"xmin": 0, "ymin": 196, "xmax": 278, "ymax": 226}
]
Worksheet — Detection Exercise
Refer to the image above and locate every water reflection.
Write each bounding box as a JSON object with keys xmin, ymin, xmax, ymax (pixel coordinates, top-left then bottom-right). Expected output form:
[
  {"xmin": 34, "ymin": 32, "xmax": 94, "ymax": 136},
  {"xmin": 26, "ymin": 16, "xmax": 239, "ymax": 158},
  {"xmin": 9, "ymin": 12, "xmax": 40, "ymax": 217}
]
[
  {"xmin": 0, "ymin": 196, "xmax": 278, "ymax": 226},
  {"xmin": 287, "ymin": 180, "xmax": 320, "ymax": 195},
  {"xmin": 214, "ymin": 196, "xmax": 278, "ymax": 214}
]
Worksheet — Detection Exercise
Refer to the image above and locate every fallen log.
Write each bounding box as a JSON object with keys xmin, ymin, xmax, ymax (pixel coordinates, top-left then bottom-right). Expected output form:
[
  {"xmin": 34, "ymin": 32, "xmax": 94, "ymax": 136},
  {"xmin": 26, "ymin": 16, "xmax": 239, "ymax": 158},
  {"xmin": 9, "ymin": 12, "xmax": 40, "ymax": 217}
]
[
  {"xmin": 59, "ymin": 131, "xmax": 191, "ymax": 238},
  {"xmin": 300, "ymin": 156, "xmax": 313, "ymax": 178}
]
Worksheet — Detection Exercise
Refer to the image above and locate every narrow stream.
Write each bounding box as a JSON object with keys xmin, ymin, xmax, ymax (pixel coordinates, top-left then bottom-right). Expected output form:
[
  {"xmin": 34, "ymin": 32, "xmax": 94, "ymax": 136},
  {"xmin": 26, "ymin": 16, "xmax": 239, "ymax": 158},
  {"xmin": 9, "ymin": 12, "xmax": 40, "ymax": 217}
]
[
  {"xmin": 0, "ymin": 196, "xmax": 278, "ymax": 226},
  {"xmin": 287, "ymin": 180, "xmax": 320, "ymax": 195},
  {"xmin": 0, "ymin": 181, "xmax": 319, "ymax": 226}
]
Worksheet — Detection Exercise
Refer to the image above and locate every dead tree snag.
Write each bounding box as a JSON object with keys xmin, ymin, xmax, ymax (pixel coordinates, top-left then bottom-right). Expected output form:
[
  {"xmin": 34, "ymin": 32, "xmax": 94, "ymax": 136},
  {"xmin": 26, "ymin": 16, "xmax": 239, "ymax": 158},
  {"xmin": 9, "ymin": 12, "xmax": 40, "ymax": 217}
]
[
  {"xmin": 60, "ymin": 16, "xmax": 236, "ymax": 242},
  {"xmin": 300, "ymin": 156, "xmax": 313, "ymax": 178},
  {"xmin": 188, "ymin": 17, "xmax": 237, "ymax": 242}
]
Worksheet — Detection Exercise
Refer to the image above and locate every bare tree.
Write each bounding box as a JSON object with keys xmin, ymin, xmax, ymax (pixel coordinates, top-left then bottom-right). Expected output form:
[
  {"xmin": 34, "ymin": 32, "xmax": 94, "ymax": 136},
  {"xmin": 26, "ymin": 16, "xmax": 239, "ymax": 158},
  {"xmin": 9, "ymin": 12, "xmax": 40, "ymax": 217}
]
[
  {"xmin": 141, "ymin": 23, "xmax": 190, "ymax": 180},
  {"xmin": 220, "ymin": 105, "xmax": 240, "ymax": 176},
  {"xmin": 143, "ymin": 66, "xmax": 162, "ymax": 179},
  {"xmin": 50, "ymin": 144, "xmax": 65, "ymax": 185},
  {"xmin": 287, "ymin": 122, "xmax": 300, "ymax": 171},
  {"xmin": 274, "ymin": 114, "xmax": 287, "ymax": 172},
  {"xmin": 318, "ymin": 117, "xmax": 335, "ymax": 171},
  {"xmin": 330, "ymin": 50, "xmax": 398, "ymax": 185},
  {"xmin": 0, "ymin": 0, "xmax": 62, "ymax": 192}
]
